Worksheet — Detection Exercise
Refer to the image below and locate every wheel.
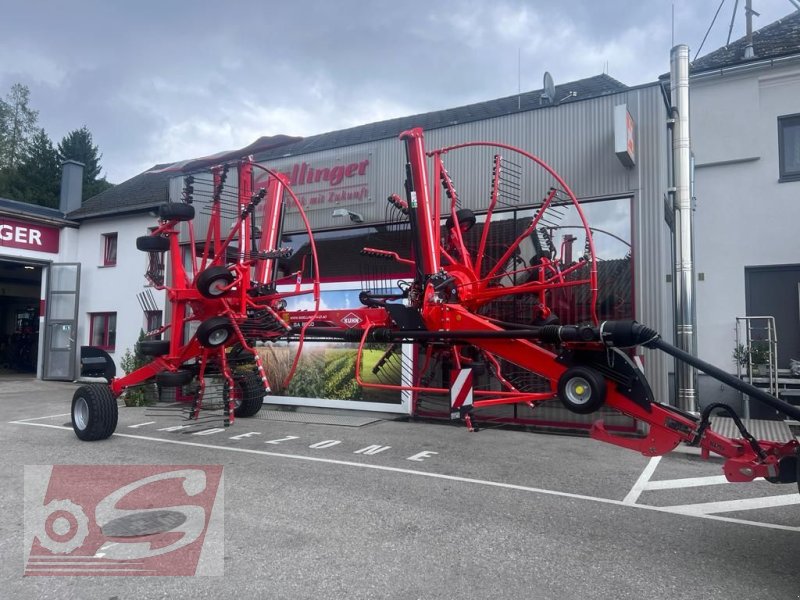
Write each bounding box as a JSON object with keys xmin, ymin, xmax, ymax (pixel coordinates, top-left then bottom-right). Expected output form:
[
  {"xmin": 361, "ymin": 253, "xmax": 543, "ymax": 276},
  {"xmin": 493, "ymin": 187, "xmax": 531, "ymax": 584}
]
[
  {"xmin": 158, "ymin": 202, "xmax": 195, "ymax": 221},
  {"xmin": 137, "ymin": 340, "xmax": 170, "ymax": 356},
  {"xmin": 765, "ymin": 454, "xmax": 798, "ymax": 484},
  {"xmin": 557, "ymin": 366, "xmax": 607, "ymax": 414},
  {"xmin": 229, "ymin": 371, "xmax": 266, "ymax": 418},
  {"xmin": 445, "ymin": 208, "xmax": 476, "ymax": 232},
  {"xmin": 136, "ymin": 235, "xmax": 170, "ymax": 252},
  {"xmin": 196, "ymin": 317, "xmax": 234, "ymax": 348},
  {"xmin": 71, "ymin": 384, "xmax": 118, "ymax": 441},
  {"xmin": 155, "ymin": 369, "xmax": 194, "ymax": 387},
  {"xmin": 796, "ymin": 449, "xmax": 800, "ymax": 496},
  {"xmin": 196, "ymin": 266, "xmax": 235, "ymax": 298}
]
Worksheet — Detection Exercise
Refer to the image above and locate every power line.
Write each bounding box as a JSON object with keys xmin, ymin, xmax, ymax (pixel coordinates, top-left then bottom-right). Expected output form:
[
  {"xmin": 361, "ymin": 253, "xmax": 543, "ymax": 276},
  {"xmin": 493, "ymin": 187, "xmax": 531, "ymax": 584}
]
[
  {"xmin": 727, "ymin": 0, "xmax": 740, "ymax": 46},
  {"xmin": 695, "ymin": 0, "xmax": 727, "ymax": 61}
]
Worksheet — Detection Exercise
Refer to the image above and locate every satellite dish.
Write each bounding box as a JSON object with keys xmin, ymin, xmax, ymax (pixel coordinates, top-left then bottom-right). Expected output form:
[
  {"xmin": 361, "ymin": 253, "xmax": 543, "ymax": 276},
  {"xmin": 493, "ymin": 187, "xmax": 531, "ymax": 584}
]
[{"xmin": 541, "ymin": 71, "xmax": 556, "ymax": 105}]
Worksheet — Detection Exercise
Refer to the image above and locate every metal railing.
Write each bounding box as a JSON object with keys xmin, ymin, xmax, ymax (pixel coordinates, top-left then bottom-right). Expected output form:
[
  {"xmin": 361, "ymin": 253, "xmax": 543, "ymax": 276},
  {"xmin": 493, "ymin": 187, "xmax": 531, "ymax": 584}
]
[{"xmin": 735, "ymin": 315, "xmax": 779, "ymax": 418}]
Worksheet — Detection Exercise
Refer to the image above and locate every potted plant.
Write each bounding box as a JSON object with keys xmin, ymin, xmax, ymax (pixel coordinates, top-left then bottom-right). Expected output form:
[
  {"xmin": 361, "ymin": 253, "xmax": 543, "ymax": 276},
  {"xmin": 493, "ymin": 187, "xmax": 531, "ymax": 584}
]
[
  {"xmin": 733, "ymin": 341, "xmax": 771, "ymax": 375},
  {"xmin": 749, "ymin": 341, "xmax": 771, "ymax": 375},
  {"xmin": 733, "ymin": 343, "xmax": 749, "ymax": 368}
]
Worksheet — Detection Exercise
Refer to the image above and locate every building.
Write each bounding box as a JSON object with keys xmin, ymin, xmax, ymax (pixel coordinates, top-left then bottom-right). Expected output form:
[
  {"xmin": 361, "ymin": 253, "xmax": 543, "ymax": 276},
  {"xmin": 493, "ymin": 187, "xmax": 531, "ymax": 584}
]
[
  {"xmin": 0, "ymin": 162, "xmax": 85, "ymax": 380},
  {"xmin": 5, "ymin": 13, "xmax": 798, "ymax": 429},
  {"xmin": 66, "ymin": 164, "xmax": 174, "ymax": 381},
  {"xmin": 68, "ymin": 72, "xmax": 674, "ymax": 430},
  {"xmin": 685, "ymin": 9, "xmax": 800, "ymax": 414}
]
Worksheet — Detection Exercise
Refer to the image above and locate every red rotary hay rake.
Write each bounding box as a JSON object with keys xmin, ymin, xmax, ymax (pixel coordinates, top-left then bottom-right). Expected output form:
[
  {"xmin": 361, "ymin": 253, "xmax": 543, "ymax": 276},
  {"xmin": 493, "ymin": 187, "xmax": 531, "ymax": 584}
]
[{"xmin": 71, "ymin": 128, "xmax": 800, "ymax": 493}]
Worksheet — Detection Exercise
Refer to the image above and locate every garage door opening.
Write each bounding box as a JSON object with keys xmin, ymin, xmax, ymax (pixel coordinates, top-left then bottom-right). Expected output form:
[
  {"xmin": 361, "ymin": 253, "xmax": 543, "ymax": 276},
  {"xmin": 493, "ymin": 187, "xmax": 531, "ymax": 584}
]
[{"xmin": 0, "ymin": 260, "xmax": 43, "ymax": 375}]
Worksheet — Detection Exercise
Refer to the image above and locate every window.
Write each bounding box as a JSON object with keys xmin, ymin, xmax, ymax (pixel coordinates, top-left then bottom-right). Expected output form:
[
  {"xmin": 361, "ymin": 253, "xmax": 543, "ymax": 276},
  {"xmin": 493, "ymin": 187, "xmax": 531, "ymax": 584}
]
[
  {"xmin": 778, "ymin": 114, "xmax": 800, "ymax": 182},
  {"xmin": 145, "ymin": 310, "xmax": 163, "ymax": 336},
  {"xmin": 103, "ymin": 233, "xmax": 118, "ymax": 266},
  {"xmin": 89, "ymin": 312, "xmax": 117, "ymax": 351}
]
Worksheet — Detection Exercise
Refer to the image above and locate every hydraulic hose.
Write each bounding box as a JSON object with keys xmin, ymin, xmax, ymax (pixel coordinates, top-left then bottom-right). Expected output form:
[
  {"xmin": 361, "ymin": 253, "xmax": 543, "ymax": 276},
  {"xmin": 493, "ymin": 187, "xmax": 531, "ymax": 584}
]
[{"xmin": 299, "ymin": 319, "xmax": 800, "ymax": 421}]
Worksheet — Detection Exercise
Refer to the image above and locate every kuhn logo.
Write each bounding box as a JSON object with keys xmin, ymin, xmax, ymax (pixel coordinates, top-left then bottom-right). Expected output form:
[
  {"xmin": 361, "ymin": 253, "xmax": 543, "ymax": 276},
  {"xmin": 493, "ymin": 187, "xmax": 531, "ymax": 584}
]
[{"xmin": 340, "ymin": 313, "xmax": 362, "ymax": 328}]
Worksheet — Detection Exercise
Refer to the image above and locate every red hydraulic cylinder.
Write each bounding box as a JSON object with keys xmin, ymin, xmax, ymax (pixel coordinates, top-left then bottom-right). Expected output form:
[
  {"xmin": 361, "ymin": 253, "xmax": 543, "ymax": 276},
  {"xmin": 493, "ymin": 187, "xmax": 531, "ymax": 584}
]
[
  {"xmin": 255, "ymin": 174, "xmax": 287, "ymax": 285},
  {"xmin": 400, "ymin": 127, "xmax": 439, "ymax": 277}
]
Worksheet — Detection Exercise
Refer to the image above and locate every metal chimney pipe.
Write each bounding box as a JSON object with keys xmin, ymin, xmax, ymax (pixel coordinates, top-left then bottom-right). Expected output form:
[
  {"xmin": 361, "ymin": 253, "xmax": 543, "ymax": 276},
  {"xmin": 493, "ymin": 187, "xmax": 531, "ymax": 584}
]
[
  {"xmin": 670, "ymin": 44, "xmax": 698, "ymax": 413},
  {"xmin": 744, "ymin": 0, "xmax": 755, "ymax": 59}
]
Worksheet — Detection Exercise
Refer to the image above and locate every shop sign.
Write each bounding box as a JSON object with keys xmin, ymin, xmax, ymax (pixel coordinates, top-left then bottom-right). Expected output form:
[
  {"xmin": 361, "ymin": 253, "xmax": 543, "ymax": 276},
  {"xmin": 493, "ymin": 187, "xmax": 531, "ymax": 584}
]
[
  {"xmin": 0, "ymin": 217, "xmax": 59, "ymax": 253},
  {"xmin": 257, "ymin": 152, "xmax": 373, "ymax": 212},
  {"xmin": 614, "ymin": 104, "xmax": 636, "ymax": 168}
]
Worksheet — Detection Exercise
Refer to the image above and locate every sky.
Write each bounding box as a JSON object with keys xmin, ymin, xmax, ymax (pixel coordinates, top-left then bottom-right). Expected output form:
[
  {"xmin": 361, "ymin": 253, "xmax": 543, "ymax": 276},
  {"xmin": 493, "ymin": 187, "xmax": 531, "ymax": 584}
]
[{"xmin": 1, "ymin": 0, "xmax": 796, "ymax": 184}]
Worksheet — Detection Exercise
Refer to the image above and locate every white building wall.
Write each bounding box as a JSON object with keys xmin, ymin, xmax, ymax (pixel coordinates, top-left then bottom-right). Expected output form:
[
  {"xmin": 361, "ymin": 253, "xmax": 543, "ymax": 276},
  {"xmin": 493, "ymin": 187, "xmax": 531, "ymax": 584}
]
[
  {"xmin": 75, "ymin": 214, "xmax": 165, "ymax": 372},
  {"xmin": 691, "ymin": 61, "xmax": 800, "ymax": 370}
]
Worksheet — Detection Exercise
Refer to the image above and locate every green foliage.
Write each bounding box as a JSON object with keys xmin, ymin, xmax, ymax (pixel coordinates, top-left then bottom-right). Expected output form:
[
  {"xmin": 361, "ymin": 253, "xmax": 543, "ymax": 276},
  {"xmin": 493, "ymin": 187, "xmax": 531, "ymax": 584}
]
[
  {"xmin": 119, "ymin": 329, "xmax": 154, "ymax": 407},
  {"xmin": 287, "ymin": 348, "xmax": 364, "ymax": 401},
  {"xmin": 0, "ymin": 83, "xmax": 40, "ymax": 202},
  {"xmin": 322, "ymin": 350, "xmax": 360, "ymax": 399},
  {"xmin": 749, "ymin": 341, "xmax": 771, "ymax": 365},
  {"xmin": 0, "ymin": 83, "xmax": 113, "ymax": 206},
  {"xmin": 733, "ymin": 341, "xmax": 771, "ymax": 367},
  {"xmin": 281, "ymin": 346, "xmax": 402, "ymax": 403},
  {"xmin": 732, "ymin": 343, "xmax": 748, "ymax": 366},
  {"xmin": 58, "ymin": 126, "xmax": 113, "ymax": 201},
  {"xmin": 0, "ymin": 167, "xmax": 26, "ymax": 202},
  {"xmin": 17, "ymin": 128, "xmax": 60, "ymax": 207},
  {"xmin": 286, "ymin": 351, "xmax": 326, "ymax": 398},
  {"xmin": 0, "ymin": 84, "xmax": 39, "ymax": 170}
]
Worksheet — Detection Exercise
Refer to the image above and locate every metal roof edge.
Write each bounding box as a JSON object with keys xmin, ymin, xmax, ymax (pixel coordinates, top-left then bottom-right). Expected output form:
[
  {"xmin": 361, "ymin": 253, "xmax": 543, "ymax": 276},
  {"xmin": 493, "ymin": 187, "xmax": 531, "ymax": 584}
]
[
  {"xmin": 0, "ymin": 207, "xmax": 78, "ymax": 228},
  {"xmin": 689, "ymin": 51, "xmax": 800, "ymax": 80},
  {"xmin": 255, "ymin": 77, "xmax": 634, "ymax": 161},
  {"xmin": 68, "ymin": 203, "xmax": 163, "ymax": 222}
]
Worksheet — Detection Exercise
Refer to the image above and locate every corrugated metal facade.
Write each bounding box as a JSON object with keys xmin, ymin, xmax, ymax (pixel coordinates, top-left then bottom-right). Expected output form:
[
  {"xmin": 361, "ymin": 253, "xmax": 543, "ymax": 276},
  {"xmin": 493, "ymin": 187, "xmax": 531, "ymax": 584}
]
[{"xmin": 175, "ymin": 83, "xmax": 672, "ymax": 414}]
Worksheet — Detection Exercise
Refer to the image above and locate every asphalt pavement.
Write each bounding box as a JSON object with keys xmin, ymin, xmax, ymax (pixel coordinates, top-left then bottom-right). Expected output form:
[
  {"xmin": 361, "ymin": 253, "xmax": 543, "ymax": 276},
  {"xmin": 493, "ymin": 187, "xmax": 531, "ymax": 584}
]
[{"xmin": 1, "ymin": 376, "xmax": 799, "ymax": 600}]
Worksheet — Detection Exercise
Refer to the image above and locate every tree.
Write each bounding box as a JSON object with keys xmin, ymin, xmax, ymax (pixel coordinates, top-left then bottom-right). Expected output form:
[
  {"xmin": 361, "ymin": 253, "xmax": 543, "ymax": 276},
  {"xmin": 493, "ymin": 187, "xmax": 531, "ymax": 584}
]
[
  {"xmin": 0, "ymin": 166, "xmax": 25, "ymax": 201},
  {"xmin": 58, "ymin": 126, "xmax": 113, "ymax": 201},
  {"xmin": 17, "ymin": 128, "xmax": 60, "ymax": 207},
  {"xmin": 0, "ymin": 84, "xmax": 39, "ymax": 170}
]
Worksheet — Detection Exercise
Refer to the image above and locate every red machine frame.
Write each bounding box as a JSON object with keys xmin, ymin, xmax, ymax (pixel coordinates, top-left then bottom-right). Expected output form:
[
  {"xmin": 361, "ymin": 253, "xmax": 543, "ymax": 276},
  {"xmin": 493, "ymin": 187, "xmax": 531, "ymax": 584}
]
[{"xmin": 70, "ymin": 128, "xmax": 800, "ymax": 493}]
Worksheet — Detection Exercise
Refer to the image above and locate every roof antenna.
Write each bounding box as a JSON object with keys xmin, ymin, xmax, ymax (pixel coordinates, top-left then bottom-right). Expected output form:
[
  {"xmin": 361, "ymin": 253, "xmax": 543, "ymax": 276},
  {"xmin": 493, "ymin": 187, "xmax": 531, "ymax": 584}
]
[
  {"xmin": 672, "ymin": 3, "xmax": 675, "ymax": 47},
  {"xmin": 518, "ymin": 47, "xmax": 521, "ymax": 110}
]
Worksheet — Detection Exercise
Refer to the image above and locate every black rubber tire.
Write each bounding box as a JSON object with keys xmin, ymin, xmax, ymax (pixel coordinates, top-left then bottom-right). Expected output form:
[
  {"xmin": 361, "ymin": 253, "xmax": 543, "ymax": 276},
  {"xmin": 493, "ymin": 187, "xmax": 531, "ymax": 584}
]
[
  {"xmin": 230, "ymin": 371, "xmax": 266, "ymax": 418},
  {"xmin": 445, "ymin": 208, "xmax": 476, "ymax": 232},
  {"xmin": 196, "ymin": 266, "xmax": 235, "ymax": 298},
  {"xmin": 136, "ymin": 235, "xmax": 170, "ymax": 252},
  {"xmin": 765, "ymin": 454, "xmax": 798, "ymax": 484},
  {"xmin": 196, "ymin": 317, "xmax": 234, "ymax": 348},
  {"xmin": 795, "ymin": 448, "xmax": 800, "ymax": 494},
  {"xmin": 71, "ymin": 384, "xmax": 118, "ymax": 441},
  {"xmin": 557, "ymin": 366, "xmax": 607, "ymax": 414},
  {"xmin": 155, "ymin": 369, "xmax": 194, "ymax": 387},
  {"xmin": 137, "ymin": 340, "xmax": 171, "ymax": 356},
  {"xmin": 159, "ymin": 202, "xmax": 195, "ymax": 221}
]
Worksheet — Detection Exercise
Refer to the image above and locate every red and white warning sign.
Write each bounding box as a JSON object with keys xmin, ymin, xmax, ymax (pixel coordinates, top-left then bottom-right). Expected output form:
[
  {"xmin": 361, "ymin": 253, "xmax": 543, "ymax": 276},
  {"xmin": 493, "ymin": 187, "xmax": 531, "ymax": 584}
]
[{"xmin": 449, "ymin": 368, "xmax": 474, "ymax": 419}]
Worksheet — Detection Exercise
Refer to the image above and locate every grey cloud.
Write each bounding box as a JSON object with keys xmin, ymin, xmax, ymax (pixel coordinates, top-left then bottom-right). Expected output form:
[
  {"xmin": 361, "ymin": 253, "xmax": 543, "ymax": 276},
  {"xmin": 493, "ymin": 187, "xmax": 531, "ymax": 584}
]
[{"xmin": 0, "ymin": 0, "xmax": 793, "ymax": 182}]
